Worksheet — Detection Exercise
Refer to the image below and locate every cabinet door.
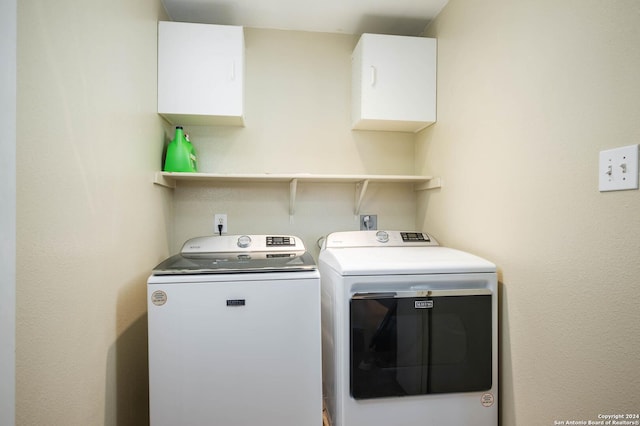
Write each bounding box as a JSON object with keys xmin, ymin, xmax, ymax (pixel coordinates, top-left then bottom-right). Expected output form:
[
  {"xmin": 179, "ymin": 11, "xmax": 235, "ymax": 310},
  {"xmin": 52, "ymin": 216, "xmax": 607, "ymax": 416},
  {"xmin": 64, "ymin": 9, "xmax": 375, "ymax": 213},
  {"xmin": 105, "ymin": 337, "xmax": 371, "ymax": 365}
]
[
  {"xmin": 352, "ymin": 34, "xmax": 436, "ymax": 132},
  {"xmin": 158, "ymin": 22, "xmax": 244, "ymax": 126}
]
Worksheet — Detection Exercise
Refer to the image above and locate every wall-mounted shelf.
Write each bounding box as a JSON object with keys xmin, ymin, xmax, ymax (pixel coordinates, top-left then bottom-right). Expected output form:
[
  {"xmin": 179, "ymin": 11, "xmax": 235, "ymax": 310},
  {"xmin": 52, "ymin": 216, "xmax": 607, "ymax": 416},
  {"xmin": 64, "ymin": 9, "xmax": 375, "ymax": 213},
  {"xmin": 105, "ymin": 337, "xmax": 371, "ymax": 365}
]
[{"xmin": 154, "ymin": 172, "xmax": 441, "ymax": 218}]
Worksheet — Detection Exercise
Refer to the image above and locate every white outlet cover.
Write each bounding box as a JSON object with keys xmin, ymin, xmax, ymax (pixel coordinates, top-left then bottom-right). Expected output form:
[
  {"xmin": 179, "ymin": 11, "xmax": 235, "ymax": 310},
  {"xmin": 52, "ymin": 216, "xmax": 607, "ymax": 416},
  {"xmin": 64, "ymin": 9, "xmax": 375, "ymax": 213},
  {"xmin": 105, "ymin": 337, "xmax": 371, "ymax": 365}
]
[
  {"xmin": 599, "ymin": 144, "xmax": 639, "ymax": 192},
  {"xmin": 214, "ymin": 213, "xmax": 228, "ymax": 233}
]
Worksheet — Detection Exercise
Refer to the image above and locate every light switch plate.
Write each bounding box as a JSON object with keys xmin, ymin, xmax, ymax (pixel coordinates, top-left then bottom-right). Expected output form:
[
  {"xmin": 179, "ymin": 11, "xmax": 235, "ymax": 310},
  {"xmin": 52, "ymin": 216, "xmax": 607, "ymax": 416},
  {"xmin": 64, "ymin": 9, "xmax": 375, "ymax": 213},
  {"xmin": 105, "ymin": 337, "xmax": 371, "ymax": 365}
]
[{"xmin": 599, "ymin": 144, "xmax": 639, "ymax": 192}]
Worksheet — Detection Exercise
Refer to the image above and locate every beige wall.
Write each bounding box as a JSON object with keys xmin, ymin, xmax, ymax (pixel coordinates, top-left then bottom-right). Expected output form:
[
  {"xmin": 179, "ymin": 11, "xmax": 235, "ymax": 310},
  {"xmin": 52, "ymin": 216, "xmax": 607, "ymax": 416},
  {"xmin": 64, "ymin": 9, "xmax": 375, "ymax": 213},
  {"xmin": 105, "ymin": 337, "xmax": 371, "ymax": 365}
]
[
  {"xmin": 18, "ymin": 0, "xmax": 640, "ymax": 424},
  {"xmin": 17, "ymin": 0, "xmax": 169, "ymax": 424},
  {"xmin": 418, "ymin": 0, "xmax": 640, "ymax": 424},
  {"xmin": 15, "ymin": 14, "xmax": 422, "ymax": 425},
  {"xmin": 170, "ymin": 28, "xmax": 420, "ymax": 257},
  {"xmin": 1, "ymin": 0, "xmax": 17, "ymax": 424}
]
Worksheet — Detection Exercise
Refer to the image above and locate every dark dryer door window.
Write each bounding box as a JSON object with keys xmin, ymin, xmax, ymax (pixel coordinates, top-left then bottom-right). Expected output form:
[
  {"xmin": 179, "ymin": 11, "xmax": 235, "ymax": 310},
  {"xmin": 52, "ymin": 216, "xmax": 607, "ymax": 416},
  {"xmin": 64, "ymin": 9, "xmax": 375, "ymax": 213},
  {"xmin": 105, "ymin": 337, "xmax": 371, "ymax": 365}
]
[{"xmin": 350, "ymin": 290, "xmax": 492, "ymax": 399}]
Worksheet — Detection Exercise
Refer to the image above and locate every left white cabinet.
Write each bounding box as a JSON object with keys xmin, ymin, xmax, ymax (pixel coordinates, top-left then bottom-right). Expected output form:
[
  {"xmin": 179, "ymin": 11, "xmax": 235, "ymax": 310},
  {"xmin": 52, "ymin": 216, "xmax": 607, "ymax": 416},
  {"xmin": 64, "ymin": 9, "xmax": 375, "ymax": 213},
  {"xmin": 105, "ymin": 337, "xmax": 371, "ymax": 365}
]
[{"xmin": 158, "ymin": 21, "xmax": 245, "ymax": 126}]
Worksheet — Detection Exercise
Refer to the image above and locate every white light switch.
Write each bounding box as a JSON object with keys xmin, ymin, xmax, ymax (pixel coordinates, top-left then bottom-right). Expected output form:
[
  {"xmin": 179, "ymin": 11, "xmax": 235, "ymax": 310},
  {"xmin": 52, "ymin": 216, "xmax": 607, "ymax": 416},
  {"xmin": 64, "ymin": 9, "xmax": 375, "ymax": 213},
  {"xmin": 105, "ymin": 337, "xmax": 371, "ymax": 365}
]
[{"xmin": 599, "ymin": 144, "xmax": 639, "ymax": 192}]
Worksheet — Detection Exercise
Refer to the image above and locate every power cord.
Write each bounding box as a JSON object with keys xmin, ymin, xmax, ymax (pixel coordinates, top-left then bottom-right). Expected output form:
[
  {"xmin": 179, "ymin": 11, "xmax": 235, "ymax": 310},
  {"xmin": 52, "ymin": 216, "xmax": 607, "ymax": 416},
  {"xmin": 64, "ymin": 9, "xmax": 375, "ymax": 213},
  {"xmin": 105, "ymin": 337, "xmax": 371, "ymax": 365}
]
[{"xmin": 363, "ymin": 215, "xmax": 371, "ymax": 230}]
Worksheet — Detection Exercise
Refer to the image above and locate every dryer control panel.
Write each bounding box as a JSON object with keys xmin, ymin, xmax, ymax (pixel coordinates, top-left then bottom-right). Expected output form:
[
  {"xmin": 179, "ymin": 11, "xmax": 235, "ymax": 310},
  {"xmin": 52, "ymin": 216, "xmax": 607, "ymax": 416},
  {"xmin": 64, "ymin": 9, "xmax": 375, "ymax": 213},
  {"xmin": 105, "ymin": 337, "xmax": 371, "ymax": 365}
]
[
  {"xmin": 324, "ymin": 231, "xmax": 439, "ymax": 248},
  {"xmin": 400, "ymin": 232, "xmax": 430, "ymax": 242}
]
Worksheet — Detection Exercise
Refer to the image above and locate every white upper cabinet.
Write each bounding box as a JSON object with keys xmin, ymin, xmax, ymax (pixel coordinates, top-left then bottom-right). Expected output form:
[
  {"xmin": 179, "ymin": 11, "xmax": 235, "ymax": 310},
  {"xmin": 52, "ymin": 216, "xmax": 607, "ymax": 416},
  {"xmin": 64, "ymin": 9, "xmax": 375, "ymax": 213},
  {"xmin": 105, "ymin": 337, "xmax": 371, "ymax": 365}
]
[
  {"xmin": 158, "ymin": 22, "xmax": 245, "ymax": 126},
  {"xmin": 352, "ymin": 34, "xmax": 436, "ymax": 133}
]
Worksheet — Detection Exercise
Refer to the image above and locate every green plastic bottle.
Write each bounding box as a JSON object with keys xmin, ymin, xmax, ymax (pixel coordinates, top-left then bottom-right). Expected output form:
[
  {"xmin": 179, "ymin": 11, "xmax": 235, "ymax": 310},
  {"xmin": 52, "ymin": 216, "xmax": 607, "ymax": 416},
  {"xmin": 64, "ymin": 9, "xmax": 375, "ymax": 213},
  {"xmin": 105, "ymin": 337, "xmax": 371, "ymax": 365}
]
[{"xmin": 164, "ymin": 126, "xmax": 197, "ymax": 172}]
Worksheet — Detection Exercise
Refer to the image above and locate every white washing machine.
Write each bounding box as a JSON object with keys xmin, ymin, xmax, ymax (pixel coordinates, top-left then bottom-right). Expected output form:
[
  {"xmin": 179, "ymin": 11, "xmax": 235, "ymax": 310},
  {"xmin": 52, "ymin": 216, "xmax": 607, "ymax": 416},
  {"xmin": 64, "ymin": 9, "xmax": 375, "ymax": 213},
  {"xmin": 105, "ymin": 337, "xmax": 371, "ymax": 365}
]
[
  {"xmin": 148, "ymin": 235, "xmax": 323, "ymax": 426},
  {"xmin": 319, "ymin": 231, "xmax": 498, "ymax": 426}
]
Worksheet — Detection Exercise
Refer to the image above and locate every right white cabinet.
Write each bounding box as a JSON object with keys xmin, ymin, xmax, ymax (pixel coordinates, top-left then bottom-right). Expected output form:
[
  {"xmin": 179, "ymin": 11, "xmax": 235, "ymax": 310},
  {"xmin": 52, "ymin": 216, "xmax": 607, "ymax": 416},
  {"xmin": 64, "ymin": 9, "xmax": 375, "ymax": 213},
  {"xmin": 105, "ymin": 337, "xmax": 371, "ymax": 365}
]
[
  {"xmin": 352, "ymin": 34, "xmax": 436, "ymax": 133},
  {"xmin": 158, "ymin": 21, "xmax": 245, "ymax": 126}
]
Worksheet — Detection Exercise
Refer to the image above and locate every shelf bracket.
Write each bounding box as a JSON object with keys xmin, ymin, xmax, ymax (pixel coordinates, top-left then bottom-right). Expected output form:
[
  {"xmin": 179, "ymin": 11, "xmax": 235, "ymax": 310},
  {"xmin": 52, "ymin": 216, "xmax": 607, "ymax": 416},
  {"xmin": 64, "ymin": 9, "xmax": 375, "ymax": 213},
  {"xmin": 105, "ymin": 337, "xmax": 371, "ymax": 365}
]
[
  {"xmin": 153, "ymin": 172, "xmax": 176, "ymax": 189},
  {"xmin": 354, "ymin": 179, "xmax": 370, "ymax": 216},
  {"xmin": 289, "ymin": 178, "xmax": 298, "ymax": 222},
  {"xmin": 414, "ymin": 177, "xmax": 442, "ymax": 191}
]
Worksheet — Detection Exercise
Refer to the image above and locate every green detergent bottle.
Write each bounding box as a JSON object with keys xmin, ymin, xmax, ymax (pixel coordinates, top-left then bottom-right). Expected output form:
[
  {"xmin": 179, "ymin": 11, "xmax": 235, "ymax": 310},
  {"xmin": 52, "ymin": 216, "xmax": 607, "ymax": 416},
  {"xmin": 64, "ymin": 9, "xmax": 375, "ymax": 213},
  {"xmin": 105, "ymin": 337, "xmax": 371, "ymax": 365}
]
[{"xmin": 164, "ymin": 126, "xmax": 197, "ymax": 172}]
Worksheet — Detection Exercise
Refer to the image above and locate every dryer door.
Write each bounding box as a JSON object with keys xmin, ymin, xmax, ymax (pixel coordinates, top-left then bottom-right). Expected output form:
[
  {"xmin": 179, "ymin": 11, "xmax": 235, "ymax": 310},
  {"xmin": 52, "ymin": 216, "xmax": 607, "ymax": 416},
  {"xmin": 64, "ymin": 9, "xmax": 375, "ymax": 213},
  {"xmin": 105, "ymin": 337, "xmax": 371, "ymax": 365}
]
[{"xmin": 349, "ymin": 289, "xmax": 492, "ymax": 399}]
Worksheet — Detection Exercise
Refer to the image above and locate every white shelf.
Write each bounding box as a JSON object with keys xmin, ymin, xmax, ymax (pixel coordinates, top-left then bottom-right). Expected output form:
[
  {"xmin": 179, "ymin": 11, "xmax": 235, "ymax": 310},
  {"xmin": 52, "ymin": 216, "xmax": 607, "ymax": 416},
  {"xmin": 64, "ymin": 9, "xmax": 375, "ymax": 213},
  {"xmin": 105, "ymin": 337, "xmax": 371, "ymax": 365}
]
[{"xmin": 154, "ymin": 172, "xmax": 441, "ymax": 217}]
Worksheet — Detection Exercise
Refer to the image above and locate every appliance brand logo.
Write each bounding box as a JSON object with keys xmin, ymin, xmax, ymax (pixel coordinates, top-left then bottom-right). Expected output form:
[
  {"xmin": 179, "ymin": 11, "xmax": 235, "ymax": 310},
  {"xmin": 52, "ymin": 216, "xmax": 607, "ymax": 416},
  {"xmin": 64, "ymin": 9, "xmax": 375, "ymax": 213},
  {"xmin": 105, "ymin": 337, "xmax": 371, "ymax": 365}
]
[
  {"xmin": 415, "ymin": 300, "xmax": 433, "ymax": 309},
  {"xmin": 226, "ymin": 299, "xmax": 246, "ymax": 307}
]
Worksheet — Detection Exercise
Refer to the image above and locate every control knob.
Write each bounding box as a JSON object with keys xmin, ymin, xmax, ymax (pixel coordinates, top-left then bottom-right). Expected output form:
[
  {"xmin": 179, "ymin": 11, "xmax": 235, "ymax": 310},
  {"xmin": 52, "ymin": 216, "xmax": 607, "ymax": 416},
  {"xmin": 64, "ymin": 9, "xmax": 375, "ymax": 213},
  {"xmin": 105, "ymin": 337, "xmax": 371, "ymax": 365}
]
[
  {"xmin": 375, "ymin": 231, "xmax": 389, "ymax": 243},
  {"xmin": 237, "ymin": 235, "xmax": 252, "ymax": 248}
]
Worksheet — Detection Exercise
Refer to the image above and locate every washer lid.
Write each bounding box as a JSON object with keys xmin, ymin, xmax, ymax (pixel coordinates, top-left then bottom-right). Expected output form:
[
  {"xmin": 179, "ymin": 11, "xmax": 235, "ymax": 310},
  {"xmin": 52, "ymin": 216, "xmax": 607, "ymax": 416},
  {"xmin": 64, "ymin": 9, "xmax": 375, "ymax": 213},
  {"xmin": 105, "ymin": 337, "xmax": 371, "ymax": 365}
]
[
  {"xmin": 152, "ymin": 234, "xmax": 316, "ymax": 275},
  {"xmin": 152, "ymin": 251, "xmax": 317, "ymax": 275},
  {"xmin": 319, "ymin": 246, "xmax": 496, "ymax": 275}
]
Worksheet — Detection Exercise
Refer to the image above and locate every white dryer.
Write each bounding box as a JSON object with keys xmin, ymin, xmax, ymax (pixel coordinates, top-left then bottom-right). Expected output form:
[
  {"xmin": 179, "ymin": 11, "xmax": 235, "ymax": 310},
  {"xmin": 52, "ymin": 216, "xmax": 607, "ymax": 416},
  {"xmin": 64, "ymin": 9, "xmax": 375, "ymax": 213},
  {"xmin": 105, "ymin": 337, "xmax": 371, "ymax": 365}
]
[
  {"xmin": 148, "ymin": 235, "xmax": 322, "ymax": 426},
  {"xmin": 319, "ymin": 231, "xmax": 498, "ymax": 426}
]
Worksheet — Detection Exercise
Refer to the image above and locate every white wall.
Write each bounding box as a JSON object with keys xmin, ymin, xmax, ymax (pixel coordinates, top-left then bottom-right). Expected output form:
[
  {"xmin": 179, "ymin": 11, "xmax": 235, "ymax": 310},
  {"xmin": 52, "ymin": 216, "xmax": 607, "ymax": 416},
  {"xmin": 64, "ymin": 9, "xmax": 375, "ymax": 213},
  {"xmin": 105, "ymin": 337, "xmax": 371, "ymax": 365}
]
[
  {"xmin": 418, "ymin": 0, "xmax": 640, "ymax": 423},
  {"xmin": 17, "ymin": 0, "xmax": 169, "ymax": 424},
  {"xmin": 0, "ymin": 0, "xmax": 17, "ymax": 424},
  {"xmin": 170, "ymin": 28, "xmax": 421, "ymax": 257}
]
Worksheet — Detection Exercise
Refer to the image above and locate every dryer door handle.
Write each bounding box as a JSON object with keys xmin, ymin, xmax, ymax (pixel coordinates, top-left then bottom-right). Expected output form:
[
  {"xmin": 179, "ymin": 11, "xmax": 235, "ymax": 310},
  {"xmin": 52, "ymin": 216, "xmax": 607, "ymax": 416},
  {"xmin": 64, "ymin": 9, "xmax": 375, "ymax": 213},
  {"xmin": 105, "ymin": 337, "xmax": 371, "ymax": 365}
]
[
  {"xmin": 352, "ymin": 289, "xmax": 491, "ymax": 300},
  {"xmin": 352, "ymin": 292, "xmax": 396, "ymax": 300}
]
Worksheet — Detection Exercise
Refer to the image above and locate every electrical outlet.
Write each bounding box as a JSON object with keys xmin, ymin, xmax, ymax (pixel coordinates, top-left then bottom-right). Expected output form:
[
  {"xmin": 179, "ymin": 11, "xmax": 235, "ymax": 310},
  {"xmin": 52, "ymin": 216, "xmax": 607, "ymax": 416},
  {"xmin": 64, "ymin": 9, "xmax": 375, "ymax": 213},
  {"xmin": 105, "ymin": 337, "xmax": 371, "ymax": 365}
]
[
  {"xmin": 360, "ymin": 214, "xmax": 377, "ymax": 230},
  {"xmin": 214, "ymin": 213, "xmax": 227, "ymax": 234},
  {"xmin": 599, "ymin": 144, "xmax": 639, "ymax": 192}
]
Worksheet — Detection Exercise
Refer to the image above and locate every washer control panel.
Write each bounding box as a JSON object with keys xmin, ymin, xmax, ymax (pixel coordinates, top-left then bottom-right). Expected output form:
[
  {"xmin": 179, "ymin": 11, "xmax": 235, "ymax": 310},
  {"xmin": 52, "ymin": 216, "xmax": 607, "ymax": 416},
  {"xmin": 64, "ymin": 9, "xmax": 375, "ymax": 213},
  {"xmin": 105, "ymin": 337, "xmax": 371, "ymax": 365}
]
[
  {"xmin": 266, "ymin": 236, "xmax": 294, "ymax": 246},
  {"xmin": 181, "ymin": 235, "xmax": 304, "ymax": 254}
]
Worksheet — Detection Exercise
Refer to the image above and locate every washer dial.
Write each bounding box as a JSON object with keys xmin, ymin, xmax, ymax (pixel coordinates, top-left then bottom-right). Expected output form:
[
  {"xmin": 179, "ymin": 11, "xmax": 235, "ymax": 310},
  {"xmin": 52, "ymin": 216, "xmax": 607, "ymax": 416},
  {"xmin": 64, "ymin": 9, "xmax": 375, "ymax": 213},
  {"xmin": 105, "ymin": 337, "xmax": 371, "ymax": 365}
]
[{"xmin": 237, "ymin": 235, "xmax": 252, "ymax": 248}]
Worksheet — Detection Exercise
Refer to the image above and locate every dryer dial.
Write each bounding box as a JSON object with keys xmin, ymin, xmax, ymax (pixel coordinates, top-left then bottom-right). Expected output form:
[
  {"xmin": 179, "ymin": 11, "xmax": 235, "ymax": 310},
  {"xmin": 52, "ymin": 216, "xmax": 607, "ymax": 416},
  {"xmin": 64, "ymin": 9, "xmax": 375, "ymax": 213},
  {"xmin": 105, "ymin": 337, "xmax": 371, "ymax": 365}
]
[{"xmin": 375, "ymin": 231, "xmax": 389, "ymax": 243}]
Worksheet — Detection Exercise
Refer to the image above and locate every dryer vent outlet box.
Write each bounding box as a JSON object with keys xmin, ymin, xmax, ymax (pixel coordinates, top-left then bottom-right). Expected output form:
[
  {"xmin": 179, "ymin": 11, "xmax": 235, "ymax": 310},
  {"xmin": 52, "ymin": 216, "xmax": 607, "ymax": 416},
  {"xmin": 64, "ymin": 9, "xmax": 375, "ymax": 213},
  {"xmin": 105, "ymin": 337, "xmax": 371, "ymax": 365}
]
[{"xmin": 360, "ymin": 215, "xmax": 377, "ymax": 230}]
